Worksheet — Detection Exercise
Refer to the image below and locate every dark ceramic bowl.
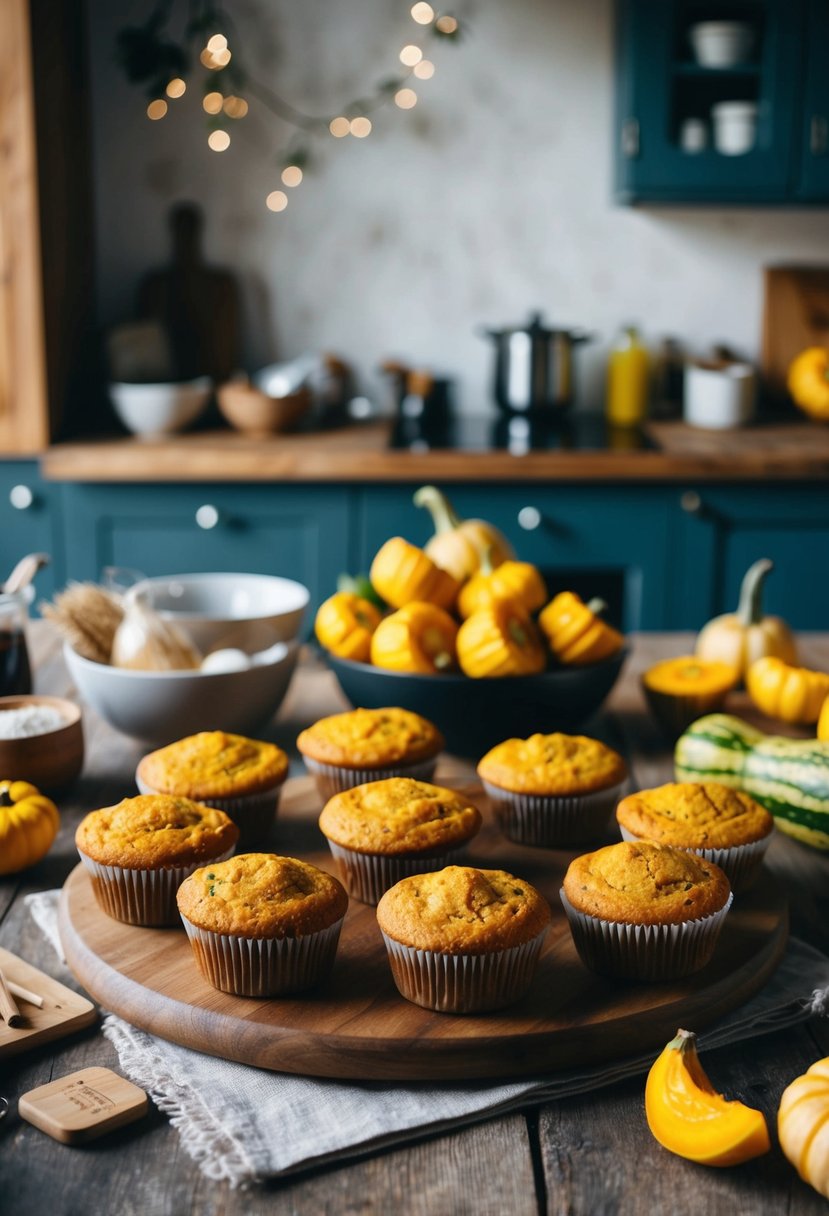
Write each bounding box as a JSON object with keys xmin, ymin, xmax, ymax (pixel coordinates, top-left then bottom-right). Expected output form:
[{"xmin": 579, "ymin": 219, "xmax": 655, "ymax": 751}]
[{"xmin": 325, "ymin": 648, "xmax": 629, "ymax": 758}]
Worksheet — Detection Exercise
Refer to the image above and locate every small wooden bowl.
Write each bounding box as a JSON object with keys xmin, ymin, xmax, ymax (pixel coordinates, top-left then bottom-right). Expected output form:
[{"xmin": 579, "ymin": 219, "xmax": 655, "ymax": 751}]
[
  {"xmin": 0, "ymin": 696, "xmax": 84, "ymax": 791},
  {"xmin": 217, "ymin": 380, "xmax": 311, "ymax": 436}
]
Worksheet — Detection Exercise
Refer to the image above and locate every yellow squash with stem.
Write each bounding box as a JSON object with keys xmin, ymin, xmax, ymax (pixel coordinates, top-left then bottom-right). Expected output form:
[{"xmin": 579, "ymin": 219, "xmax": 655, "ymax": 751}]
[
  {"xmin": 369, "ymin": 537, "xmax": 459, "ymax": 612},
  {"xmin": 695, "ymin": 558, "xmax": 797, "ymax": 681},
  {"xmin": 778, "ymin": 1056, "xmax": 829, "ymax": 1199},
  {"xmin": 0, "ymin": 780, "xmax": 60, "ymax": 875},
  {"xmin": 746, "ymin": 656, "xmax": 829, "ymax": 725},
  {"xmin": 645, "ymin": 1028, "xmax": 770, "ymax": 1167},
  {"xmin": 457, "ymin": 547, "xmax": 547, "ymax": 620},
  {"xmin": 370, "ymin": 602, "xmax": 458, "ymax": 674},
  {"xmin": 413, "ymin": 485, "xmax": 514, "ymax": 582},
  {"xmin": 539, "ymin": 592, "xmax": 623, "ymax": 666},
  {"xmin": 787, "ymin": 347, "xmax": 829, "ymax": 422},
  {"xmin": 314, "ymin": 591, "xmax": 382, "ymax": 663},
  {"xmin": 457, "ymin": 602, "xmax": 546, "ymax": 678}
]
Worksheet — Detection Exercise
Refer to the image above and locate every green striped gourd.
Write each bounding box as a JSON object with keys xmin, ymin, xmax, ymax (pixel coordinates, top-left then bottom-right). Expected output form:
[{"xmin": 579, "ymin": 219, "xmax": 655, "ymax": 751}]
[{"xmin": 675, "ymin": 714, "xmax": 829, "ymax": 851}]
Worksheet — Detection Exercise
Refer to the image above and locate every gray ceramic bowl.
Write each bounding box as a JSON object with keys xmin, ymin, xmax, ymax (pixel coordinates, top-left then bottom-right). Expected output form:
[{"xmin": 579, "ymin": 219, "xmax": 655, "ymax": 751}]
[
  {"xmin": 64, "ymin": 640, "xmax": 299, "ymax": 743},
  {"xmin": 326, "ymin": 648, "xmax": 628, "ymax": 758}
]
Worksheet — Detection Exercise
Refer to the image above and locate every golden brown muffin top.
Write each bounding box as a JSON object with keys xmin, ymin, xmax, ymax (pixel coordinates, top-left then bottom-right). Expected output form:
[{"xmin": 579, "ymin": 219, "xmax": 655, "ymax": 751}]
[
  {"xmin": 75, "ymin": 794, "xmax": 239, "ymax": 869},
  {"xmin": 477, "ymin": 732, "xmax": 627, "ymax": 796},
  {"xmin": 137, "ymin": 731, "xmax": 288, "ymax": 799},
  {"xmin": 376, "ymin": 865, "xmax": 551, "ymax": 955},
  {"xmin": 562, "ymin": 840, "xmax": 730, "ymax": 926},
  {"xmin": 176, "ymin": 853, "xmax": 348, "ymax": 939},
  {"xmin": 616, "ymin": 782, "xmax": 773, "ymax": 849},
  {"xmin": 318, "ymin": 777, "xmax": 482, "ymax": 855},
  {"xmin": 296, "ymin": 707, "xmax": 444, "ymax": 769}
]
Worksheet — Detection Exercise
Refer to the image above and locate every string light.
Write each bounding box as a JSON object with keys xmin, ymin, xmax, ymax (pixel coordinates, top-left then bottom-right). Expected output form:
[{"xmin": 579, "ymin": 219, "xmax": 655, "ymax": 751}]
[
  {"xmin": 207, "ymin": 129, "xmax": 230, "ymax": 151},
  {"xmin": 349, "ymin": 116, "xmax": 372, "ymax": 138},
  {"xmin": 206, "ymin": 34, "xmax": 227, "ymax": 53},
  {"xmin": 413, "ymin": 59, "xmax": 435, "ymax": 79},
  {"xmin": 329, "ymin": 116, "xmax": 350, "ymax": 137},
  {"xmin": 223, "ymin": 96, "xmax": 248, "ymax": 118},
  {"xmin": 435, "ymin": 15, "xmax": 458, "ymax": 34},
  {"xmin": 212, "ymin": 47, "xmax": 231, "ymax": 67},
  {"xmin": 203, "ymin": 91, "xmax": 224, "ymax": 114},
  {"xmin": 394, "ymin": 88, "xmax": 418, "ymax": 109},
  {"xmin": 399, "ymin": 44, "xmax": 423, "ymax": 66},
  {"xmin": 281, "ymin": 165, "xmax": 303, "ymax": 187},
  {"xmin": 266, "ymin": 190, "xmax": 288, "ymax": 212},
  {"xmin": 166, "ymin": 78, "xmax": 186, "ymax": 98},
  {"xmin": 410, "ymin": 3, "xmax": 434, "ymax": 23},
  {"xmin": 146, "ymin": 99, "xmax": 167, "ymax": 120}
]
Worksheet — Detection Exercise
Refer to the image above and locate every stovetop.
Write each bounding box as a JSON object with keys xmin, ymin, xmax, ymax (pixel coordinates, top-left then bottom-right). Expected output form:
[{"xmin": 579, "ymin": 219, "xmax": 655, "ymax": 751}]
[{"xmin": 389, "ymin": 412, "xmax": 654, "ymax": 453}]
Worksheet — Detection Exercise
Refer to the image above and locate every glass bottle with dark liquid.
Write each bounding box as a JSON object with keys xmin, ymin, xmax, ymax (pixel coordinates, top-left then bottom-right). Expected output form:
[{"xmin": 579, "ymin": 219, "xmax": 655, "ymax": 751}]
[{"xmin": 0, "ymin": 592, "xmax": 32, "ymax": 696}]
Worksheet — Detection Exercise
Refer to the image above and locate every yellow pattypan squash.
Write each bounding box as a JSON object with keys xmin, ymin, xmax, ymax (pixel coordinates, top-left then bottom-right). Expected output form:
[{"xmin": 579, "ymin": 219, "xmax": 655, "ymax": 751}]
[
  {"xmin": 539, "ymin": 592, "xmax": 623, "ymax": 666},
  {"xmin": 369, "ymin": 537, "xmax": 459, "ymax": 612},
  {"xmin": 0, "ymin": 780, "xmax": 60, "ymax": 875},
  {"xmin": 457, "ymin": 547, "xmax": 547, "ymax": 620},
  {"xmin": 314, "ymin": 591, "xmax": 382, "ymax": 663},
  {"xmin": 787, "ymin": 346, "xmax": 829, "ymax": 422},
  {"xmin": 746, "ymin": 656, "xmax": 829, "ymax": 725},
  {"xmin": 457, "ymin": 602, "xmax": 546, "ymax": 678},
  {"xmin": 370, "ymin": 602, "xmax": 458, "ymax": 673}
]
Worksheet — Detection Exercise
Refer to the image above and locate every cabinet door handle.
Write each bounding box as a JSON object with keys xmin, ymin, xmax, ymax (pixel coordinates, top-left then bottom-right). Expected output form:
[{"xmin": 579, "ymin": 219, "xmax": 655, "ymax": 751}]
[
  {"xmin": 195, "ymin": 504, "xmax": 221, "ymax": 530},
  {"xmin": 680, "ymin": 491, "xmax": 703, "ymax": 515},
  {"xmin": 9, "ymin": 484, "xmax": 34, "ymax": 511},
  {"xmin": 517, "ymin": 506, "xmax": 542, "ymax": 531},
  {"xmin": 621, "ymin": 118, "xmax": 639, "ymax": 158},
  {"xmin": 810, "ymin": 115, "xmax": 828, "ymax": 157}
]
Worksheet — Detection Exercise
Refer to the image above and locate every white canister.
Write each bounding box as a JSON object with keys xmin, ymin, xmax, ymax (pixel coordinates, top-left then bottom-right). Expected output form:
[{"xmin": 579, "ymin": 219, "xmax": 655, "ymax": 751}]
[
  {"xmin": 679, "ymin": 118, "xmax": 708, "ymax": 154},
  {"xmin": 683, "ymin": 362, "xmax": 756, "ymax": 430},
  {"xmin": 689, "ymin": 22, "xmax": 755, "ymax": 68},
  {"xmin": 711, "ymin": 102, "xmax": 758, "ymax": 155}
]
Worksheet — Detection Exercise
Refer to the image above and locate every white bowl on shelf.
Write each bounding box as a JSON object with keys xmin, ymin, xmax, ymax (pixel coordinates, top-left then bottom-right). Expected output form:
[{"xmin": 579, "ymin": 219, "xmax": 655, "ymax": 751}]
[
  {"xmin": 109, "ymin": 377, "xmax": 212, "ymax": 438},
  {"xmin": 689, "ymin": 21, "xmax": 755, "ymax": 68},
  {"xmin": 127, "ymin": 572, "xmax": 310, "ymax": 653},
  {"xmin": 64, "ymin": 639, "xmax": 300, "ymax": 743}
]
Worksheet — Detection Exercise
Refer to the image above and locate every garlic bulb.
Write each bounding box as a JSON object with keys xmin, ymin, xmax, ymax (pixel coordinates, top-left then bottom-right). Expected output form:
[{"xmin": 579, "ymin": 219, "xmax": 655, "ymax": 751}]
[{"xmin": 111, "ymin": 598, "xmax": 201, "ymax": 671}]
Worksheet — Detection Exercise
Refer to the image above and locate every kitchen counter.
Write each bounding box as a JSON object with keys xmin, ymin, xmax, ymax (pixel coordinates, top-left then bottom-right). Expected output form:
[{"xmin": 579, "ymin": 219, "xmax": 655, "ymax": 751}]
[
  {"xmin": 39, "ymin": 418, "xmax": 829, "ymax": 482},
  {"xmin": 2, "ymin": 626, "xmax": 828, "ymax": 1214}
]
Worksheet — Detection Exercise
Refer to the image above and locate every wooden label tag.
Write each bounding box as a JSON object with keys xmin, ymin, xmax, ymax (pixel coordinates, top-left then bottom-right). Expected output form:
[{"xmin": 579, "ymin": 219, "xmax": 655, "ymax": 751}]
[{"xmin": 18, "ymin": 1066, "xmax": 148, "ymax": 1144}]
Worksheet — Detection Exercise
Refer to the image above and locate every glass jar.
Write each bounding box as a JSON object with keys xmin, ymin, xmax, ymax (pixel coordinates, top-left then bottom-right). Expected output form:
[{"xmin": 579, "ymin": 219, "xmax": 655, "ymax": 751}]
[{"xmin": 0, "ymin": 590, "xmax": 32, "ymax": 696}]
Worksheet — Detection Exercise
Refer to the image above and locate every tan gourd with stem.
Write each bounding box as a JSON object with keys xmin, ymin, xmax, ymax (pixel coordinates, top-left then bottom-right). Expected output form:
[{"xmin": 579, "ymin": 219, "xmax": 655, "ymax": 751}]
[
  {"xmin": 695, "ymin": 558, "xmax": 797, "ymax": 681},
  {"xmin": 413, "ymin": 485, "xmax": 514, "ymax": 582},
  {"xmin": 778, "ymin": 1056, "xmax": 829, "ymax": 1199}
]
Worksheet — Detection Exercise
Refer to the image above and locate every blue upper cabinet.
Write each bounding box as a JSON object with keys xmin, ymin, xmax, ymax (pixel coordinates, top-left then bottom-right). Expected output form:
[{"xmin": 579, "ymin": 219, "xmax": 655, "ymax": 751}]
[{"xmin": 615, "ymin": 0, "xmax": 820, "ymax": 204}]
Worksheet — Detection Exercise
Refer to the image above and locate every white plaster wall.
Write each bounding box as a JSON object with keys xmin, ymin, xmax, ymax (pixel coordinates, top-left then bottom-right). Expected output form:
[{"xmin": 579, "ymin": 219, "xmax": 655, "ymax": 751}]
[{"xmin": 87, "ymin": 0, "xmax": 829, "ymax": 412}]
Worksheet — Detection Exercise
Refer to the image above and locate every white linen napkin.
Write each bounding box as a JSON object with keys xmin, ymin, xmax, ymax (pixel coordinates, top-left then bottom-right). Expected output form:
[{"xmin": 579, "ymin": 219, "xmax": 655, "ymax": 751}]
[{"xmin": 25, "ymin": 890, "xmax": 829, "ymax": 1189}]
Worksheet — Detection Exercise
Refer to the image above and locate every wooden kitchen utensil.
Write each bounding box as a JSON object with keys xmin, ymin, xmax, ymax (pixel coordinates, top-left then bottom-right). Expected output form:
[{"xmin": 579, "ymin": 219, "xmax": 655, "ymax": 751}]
[
  {"xmin": 19, "ymin": 1066, "xmax": 148, "ymax": 1144},
  {"xmin": 0, "ymin": 946, "xmax": 96, "ymax": 1058},
  {"xmin": 761, "ymin": 266, "xmax": 829, "ymax": 405}
]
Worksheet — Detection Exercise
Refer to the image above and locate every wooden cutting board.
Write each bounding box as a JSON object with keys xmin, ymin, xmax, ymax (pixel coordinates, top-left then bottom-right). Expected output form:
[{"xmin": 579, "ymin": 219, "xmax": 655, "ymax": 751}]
[
  {"xmin": 0, "ymin": 947, "xmax": 96, "ymax": 1058},
  {"xmin": 58, "ymin": 776, "xmax": 788, "ymax": 1083},
  {"xmin": 761, "ymin": 265, "xmax": 829, "ymax": 403}
]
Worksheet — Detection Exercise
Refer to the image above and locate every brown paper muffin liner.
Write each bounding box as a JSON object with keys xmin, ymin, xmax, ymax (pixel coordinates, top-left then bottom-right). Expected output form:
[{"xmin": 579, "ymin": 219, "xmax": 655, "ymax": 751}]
[
  {"xmin": 302, "ymin": 754, "xmax": 439, "ymax": 802},
  {"xmin": 482, "ymin": 779, "xmax": 626, "ymax": 848},
  {"xmin": 77, "ymin": 846, "xmax": 235, "ymax": 927},
  {"xmin": 179, "ymin": 914, "xmax": 344, "ymax": 997},
  {"xmin": 617, "ymin": 825, "xmax": 772, "ymax": 893},
  {"xmin": 559, "ymin": 887, "xmax": 734, "ymax": 982},
  {"xmin": 135, "ymin": 770, "xmax": 284, "ymax": 851},
  {"xmin": 325, "ymin": 841, "xmax": 467, "ymax": 906},
  {"xmin": 380, "ymin": 926, "xmax": 548, "ymax": 1013}
]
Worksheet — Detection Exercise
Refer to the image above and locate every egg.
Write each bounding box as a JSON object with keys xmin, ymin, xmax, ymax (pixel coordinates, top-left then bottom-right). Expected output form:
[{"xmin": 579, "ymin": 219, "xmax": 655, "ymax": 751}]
[{"xmin": 200, "ymin": 648, "xmax": 252, "ymax": 674}]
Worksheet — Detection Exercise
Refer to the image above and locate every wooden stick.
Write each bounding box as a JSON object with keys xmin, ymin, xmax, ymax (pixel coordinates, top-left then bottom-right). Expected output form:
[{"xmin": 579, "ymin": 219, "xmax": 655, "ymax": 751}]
[
  {"xmin": 7, "ymin": 978, "xmax": 43, "ymax": 1009},
  {"xmin": 0, "ymin": 966, "xmax": 24, "ymax": 1027}
]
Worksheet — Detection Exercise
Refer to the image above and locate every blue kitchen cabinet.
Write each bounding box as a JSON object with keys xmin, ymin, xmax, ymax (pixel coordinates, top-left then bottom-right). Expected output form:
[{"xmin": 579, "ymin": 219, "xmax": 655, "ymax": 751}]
[
  {"xmin": 0, "ymin": 461, "xmax": 62, "ymax": 601},
  {"xmin": 60, "ymin": 483, "xmax": 356, "ymax": 625},
  {"xmin": 355, "ymin": 485, "xmax": 674, "ymax": 631},
  {"xmin": 615, "ymin": 0, "xmax": 818, "ymax": 204},
  {"xmin": 670, "ymin": 483, "xmax": 829, "ymax": 628}
]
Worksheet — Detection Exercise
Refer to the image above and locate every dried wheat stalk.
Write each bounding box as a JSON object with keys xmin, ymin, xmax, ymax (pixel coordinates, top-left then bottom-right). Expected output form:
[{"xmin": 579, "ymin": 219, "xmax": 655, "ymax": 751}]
[{"xmin": 40, "ymin": 583, "xmax": 124, "ymax": 664}]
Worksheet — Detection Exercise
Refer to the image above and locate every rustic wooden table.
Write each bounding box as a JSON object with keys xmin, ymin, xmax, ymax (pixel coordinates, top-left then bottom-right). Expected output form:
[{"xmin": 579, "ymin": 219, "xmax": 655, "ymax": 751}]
[{"xmin": 1, "ymin": 627, "xmax": 828, "ymax": 1215}]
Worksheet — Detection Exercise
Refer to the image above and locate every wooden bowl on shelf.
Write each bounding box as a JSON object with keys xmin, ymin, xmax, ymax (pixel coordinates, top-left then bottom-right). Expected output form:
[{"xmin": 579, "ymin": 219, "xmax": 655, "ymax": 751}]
[
  {"xmin": 0, "ymin": 695, "xmax": 84, "ymax": 791},
  {"xmin": 217, "ymin": 379, "xmax": 311, "ymax": 436}
]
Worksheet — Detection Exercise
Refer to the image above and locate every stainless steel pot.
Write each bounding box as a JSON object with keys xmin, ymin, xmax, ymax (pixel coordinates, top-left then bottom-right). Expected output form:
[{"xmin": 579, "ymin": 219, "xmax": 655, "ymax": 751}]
[{"xmin": 481, "ymin": 312, "xmax": 592, "ymax": 413}]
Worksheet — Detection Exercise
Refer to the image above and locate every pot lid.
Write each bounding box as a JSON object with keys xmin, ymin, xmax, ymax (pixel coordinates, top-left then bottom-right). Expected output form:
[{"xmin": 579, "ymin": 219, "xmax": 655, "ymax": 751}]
[{"xmin": 481, "ymin": 312, "xmax": 592, "ymax": 341}]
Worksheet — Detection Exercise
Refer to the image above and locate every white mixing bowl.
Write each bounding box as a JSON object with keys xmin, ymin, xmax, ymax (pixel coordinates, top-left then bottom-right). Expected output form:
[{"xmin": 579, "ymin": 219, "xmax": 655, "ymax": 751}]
[{"xmin": 109, "ymin": 378, "xmax": 212, "ymax": 437}]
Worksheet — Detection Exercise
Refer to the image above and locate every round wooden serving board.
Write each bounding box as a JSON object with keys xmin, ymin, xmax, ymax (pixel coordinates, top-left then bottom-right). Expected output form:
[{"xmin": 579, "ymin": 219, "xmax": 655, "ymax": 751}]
[{"xmin": 59, "ymin": 775, "xmax": 789, "ymax": 1082}]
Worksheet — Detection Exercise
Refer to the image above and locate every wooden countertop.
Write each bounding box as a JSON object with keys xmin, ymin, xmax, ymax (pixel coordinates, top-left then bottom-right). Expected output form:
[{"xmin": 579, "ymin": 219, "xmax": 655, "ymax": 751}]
[
  {"xmin": 2, "ymin": 626, "xmax": 828, "ymax": 1213},
  {"xmin": 39, "ymin": 418, "xmax": 829, "ymax": 482}
]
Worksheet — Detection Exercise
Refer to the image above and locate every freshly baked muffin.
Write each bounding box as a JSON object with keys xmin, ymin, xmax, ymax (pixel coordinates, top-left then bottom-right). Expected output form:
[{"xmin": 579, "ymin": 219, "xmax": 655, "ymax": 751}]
[
  {"xmin": 616, "ymin": 781, "xmax": 774, "ymax": 891},
  {"xmin": 136, "ymin": 731, "xmax": 289, "ymax": 850},
  {"xmin": 297, "ymin": 707, "xmax": 444, "ymax": 800},
  {"xmin": 377, "ymin": 865, "xmax": 550, "ymax": 1013},
  {"xmin": 561, "ymin": 840, "xmax": 732, "ymax": 981},
  {"xmin": 75, "ymin": 794, "xmax": 239, "ymax": 926},
  {"xmin": 477, "ymin": 732, "xmax": 628, "ymax": 847},
  {"xmin": 318, "ymin": 777, "xmax": 482, "ymax": 905},
  {"xmin": 177, "ymin": 853, "xmax": 348, "ymax": 996}
]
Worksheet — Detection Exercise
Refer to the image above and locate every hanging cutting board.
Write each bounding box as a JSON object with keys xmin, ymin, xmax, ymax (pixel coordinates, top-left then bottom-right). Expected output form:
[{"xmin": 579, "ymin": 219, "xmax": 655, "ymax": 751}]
[
  {"xmin": 58, "ymin": 776, "xmax": 788, "ymax": 1083},
  {"xmin": 761, "ymin": 265, "xmax": 829, "ymax": 404}
]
